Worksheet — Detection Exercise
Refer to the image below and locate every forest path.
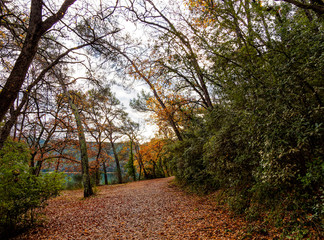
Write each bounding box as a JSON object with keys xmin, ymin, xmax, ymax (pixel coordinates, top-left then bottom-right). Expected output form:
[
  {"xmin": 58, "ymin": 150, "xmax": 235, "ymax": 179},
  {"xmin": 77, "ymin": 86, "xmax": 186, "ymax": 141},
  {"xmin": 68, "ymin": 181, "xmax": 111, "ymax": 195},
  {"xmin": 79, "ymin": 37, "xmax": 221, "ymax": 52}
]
[{"xmin": 14, "ymin": 177, "xmax": 264, "ymax": 239}]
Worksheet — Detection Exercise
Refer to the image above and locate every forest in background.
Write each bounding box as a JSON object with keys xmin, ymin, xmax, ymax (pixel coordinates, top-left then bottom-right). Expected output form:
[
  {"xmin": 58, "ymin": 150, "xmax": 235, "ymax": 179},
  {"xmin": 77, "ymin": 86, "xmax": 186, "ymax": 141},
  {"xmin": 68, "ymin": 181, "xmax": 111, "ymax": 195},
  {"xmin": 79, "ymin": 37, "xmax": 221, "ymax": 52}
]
[{"xmin": 0, "ymin": 0, "xmax": 323, "ymax": 238}]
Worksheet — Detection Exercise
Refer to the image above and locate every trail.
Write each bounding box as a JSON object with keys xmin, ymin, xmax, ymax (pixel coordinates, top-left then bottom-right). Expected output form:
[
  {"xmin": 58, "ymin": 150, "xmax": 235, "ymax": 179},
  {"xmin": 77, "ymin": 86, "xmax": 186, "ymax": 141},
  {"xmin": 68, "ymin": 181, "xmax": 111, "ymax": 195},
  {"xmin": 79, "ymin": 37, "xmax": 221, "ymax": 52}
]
[{"xmin": 14, "ymin": 177, "xmax": 269, "ymax": 239}]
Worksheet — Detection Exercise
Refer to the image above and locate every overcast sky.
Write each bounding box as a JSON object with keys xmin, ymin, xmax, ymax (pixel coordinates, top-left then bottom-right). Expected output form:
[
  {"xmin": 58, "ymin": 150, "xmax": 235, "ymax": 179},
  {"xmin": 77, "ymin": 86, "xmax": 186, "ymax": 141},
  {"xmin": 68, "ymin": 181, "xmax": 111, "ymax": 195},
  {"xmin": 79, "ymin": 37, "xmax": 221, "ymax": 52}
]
[{"xmin": 111, "ymin": 83, "xmax": 158, "ymax": 141}]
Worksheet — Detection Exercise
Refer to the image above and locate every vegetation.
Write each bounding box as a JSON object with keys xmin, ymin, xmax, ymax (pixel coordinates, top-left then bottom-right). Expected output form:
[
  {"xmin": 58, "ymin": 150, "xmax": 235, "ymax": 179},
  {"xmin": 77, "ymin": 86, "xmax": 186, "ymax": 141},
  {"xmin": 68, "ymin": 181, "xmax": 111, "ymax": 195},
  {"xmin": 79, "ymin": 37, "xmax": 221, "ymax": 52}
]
[
  {"xmin": 0, "ymin": 139, "xmax": 64, "ymax": 237},
  {"xmin": 0, "ymin": 0, "xmax": 323, "ymax": 238},
  {"xmin": 127, "ymin": 0, "xmax": 324, "ymax": 237}
]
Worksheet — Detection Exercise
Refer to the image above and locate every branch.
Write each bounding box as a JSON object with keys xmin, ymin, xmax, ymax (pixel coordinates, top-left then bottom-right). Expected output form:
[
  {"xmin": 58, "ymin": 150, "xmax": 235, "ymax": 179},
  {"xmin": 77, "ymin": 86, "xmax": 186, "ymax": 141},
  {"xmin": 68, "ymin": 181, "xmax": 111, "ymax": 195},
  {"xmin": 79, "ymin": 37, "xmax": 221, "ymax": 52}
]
[
  {"xmin": 42, "ymin": 0, "xmax": 77, "ymax": 32},
  {"xmin": 276, "ymin": 0, "xmax": 324, "ymax": 14}
]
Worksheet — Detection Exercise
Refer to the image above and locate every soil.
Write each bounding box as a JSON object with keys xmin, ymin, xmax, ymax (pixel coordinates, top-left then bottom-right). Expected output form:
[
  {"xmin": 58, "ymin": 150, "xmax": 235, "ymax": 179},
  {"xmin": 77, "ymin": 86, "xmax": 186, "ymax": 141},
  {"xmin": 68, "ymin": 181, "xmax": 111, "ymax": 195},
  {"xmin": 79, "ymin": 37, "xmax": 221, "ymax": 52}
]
[{"xmin": 13, "ymin": 177, "xmax": 271, "ymax": 239}]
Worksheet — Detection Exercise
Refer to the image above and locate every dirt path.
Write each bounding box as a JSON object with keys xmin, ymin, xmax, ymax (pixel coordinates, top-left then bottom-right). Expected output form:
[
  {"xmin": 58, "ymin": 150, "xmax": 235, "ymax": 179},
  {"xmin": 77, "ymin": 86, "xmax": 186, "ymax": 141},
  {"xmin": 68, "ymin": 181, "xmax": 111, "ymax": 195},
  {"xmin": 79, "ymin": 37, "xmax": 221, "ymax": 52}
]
[{"xmin": 14, "ymin": 177, "xmax": 267, "ymax": 239}]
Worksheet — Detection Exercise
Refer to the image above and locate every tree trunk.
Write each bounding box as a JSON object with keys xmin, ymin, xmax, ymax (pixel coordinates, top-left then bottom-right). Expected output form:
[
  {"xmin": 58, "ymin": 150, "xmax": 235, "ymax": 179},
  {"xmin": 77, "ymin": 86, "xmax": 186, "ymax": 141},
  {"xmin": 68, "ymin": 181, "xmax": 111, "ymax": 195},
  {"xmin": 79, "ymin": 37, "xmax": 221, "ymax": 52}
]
[
  {"xmin": 95, "ymin": 143, "xmax": 103, "ymax": 185},
  {"xmin": 0, "ymin": 0, "xmax": 76, "ymax": 123},
  {"xmin": 56, "ymin": 159, "xmax": 61, "ymax": 172},
  {"xmin": 34, "ymin": 159, "xmax": 43, "ymax": 176},
  {"xmin": 69, "ymin": 100, "xmax": 93, "ymax": 197},
  {"xmin": 102, "ymin": 161, "xmax": 108, "ymax": 185},
  {"xmin": 111, "ymin": 141, "xmax": 122, "ymax": 184},
  {"xmin": 59, "ymin": 80, "xmax": 93, "ymax": 198},
  {"xmin": 129, "ymin": 140, "xmax": 136, "ymax": 181},
  {"xmin": 135, "ymin": 143, "xmax": 149, "ymax": 179},
  {"xmin": 138, "ymin": 164, "xmax": 142, "ymax": 181},
  {"xmin": 0, "ymin": 32, "xmax": 42, "ymax": 123}
]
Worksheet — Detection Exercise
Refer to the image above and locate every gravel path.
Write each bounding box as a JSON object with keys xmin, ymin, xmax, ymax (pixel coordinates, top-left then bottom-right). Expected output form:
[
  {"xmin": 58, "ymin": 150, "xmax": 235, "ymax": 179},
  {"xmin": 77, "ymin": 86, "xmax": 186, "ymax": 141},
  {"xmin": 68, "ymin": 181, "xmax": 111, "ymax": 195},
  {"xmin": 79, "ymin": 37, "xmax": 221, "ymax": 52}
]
[{"xmin": 13, "ymin": 177, "xmax": 265, "ymax": 239}]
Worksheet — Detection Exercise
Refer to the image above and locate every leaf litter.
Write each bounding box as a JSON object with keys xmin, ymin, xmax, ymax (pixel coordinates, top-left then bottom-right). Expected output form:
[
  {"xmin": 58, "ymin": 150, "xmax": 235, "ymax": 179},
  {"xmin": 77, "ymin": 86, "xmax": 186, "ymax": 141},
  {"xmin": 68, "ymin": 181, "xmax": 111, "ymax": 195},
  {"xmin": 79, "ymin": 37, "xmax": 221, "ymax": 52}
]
[{"xmin": 13, "ymin": 177, "xmax": 274, "ymax": 239}]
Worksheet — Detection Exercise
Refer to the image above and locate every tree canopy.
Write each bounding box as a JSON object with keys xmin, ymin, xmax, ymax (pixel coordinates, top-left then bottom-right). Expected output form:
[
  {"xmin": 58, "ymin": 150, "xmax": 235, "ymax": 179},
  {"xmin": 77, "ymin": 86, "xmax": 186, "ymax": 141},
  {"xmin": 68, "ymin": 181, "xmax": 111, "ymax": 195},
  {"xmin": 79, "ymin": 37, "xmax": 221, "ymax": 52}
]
[{"xmin": 0, "ymin": 0, "xmax": 323, "ymax": 238}]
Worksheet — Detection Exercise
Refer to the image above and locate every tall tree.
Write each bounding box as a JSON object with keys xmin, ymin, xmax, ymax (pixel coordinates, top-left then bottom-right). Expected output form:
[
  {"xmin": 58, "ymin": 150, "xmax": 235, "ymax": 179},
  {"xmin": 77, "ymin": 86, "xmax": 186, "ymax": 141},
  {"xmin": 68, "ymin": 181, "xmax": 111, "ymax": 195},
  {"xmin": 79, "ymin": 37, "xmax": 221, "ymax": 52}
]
[
  {"xmin": 0, "ymin": 0, "xmax": 76, "ymax": 122},
  {"xmin": 58, "ymin": 80, "xmax": 93, "ymax": 198},
  {"xmin": 125, "ymin": 0, "xmax": 214, "ymax": 109},
  {"xmin": 0, "ymin": 40, "xmax": 99, "ymax": 148},
  {"xmin": 0, "ymin": 0, "xmax": 120, "ymax": 151},
  {"xmin": 82, "ymin": 87, "xmax": 118, "ymax": 185},
  {"xmin": 122, "ymin": 119, "xmax": 140, "ymax": 181}
]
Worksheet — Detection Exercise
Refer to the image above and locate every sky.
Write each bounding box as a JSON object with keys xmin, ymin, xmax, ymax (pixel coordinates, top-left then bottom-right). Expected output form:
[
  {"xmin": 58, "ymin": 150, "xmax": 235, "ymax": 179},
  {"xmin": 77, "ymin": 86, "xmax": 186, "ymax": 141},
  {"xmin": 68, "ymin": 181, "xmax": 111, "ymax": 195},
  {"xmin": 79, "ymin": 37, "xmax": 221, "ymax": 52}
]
[
  {"xmin": 1, "ymin": 0, "xmax": 158, "ymax": 142},
  {"xmin": 93, "ymin": 0, "xmax": 159, "ymax": 141},
  {"xmin": 72, "ymin": 57, "xmax": 158, "ymax": 142},
  {"xmin": 58, "ymin": 0, "xmax": 159, "ymax": 141},
  {"xmin": 111, "ymin": 83, "xmax": 158, "ymax": 141}
]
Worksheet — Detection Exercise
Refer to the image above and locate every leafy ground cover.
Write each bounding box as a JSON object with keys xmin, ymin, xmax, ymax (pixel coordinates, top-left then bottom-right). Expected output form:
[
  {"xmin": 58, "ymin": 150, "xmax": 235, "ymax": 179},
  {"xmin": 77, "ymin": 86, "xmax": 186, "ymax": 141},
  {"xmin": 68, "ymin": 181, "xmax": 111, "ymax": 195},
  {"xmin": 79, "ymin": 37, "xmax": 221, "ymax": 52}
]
[{"xmin": 11, "ymin": 177, "xmax": 283, "ymax": 240}]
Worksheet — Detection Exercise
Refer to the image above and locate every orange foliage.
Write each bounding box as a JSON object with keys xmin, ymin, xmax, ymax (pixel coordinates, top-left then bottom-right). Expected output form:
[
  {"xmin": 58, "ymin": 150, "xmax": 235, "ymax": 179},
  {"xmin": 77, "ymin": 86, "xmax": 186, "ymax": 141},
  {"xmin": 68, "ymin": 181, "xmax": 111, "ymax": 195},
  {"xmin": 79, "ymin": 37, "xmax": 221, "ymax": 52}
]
[
  {"xmin": 145, "ymin": 82, "xmax": 193, "ymax": 138},
  {"xmin": 136, "ymin": 138, "xmax": 166, "ymax": 176}
]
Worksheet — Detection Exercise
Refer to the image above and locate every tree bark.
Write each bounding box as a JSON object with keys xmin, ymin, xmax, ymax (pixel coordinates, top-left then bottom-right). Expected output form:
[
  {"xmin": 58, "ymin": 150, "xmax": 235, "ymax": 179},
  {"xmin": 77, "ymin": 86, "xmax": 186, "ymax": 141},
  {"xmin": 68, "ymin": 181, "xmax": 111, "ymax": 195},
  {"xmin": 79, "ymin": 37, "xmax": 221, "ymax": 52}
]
[
  {"xmin": 129, "ymin": 140, "xmax": 136, "ymax": 181},
  {"xmin": 69, "ymin": 99, "xmax": 93, "ymax": 197},
  {"xmin": 102, "ymin": 161, "xmax": 108, "ymax": 185},
  {"xmin": 111, "ymin": 141, "xmax": 122, "ymax": 184},
  {"xmin": 59, "ymin": 80, "xmax": 93, "ymax": 198},
  {"xmin": 95, "ymin": 142, "xmax": 103, "ymax": 185},
  {"xmin": 135, "ymin": 143, "xmax": 148, "ymax": 179},
  {"xmin": 0, "ymin": 0, "xmax": 76, "ymax": 123}
]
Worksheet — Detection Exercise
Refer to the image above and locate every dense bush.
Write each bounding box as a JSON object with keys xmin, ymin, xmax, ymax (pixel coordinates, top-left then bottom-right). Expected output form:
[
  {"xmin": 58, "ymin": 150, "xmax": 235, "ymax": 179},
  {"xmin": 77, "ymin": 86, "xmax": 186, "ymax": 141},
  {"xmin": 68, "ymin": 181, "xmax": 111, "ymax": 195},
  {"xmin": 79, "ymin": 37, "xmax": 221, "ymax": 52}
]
[
  {"xmin": 0, "ymin": 139, "xmax": 64, "ymax": 236},
  {"xmin": 165, "ymin": 2, "xmax": 323, "ymax": 237}
]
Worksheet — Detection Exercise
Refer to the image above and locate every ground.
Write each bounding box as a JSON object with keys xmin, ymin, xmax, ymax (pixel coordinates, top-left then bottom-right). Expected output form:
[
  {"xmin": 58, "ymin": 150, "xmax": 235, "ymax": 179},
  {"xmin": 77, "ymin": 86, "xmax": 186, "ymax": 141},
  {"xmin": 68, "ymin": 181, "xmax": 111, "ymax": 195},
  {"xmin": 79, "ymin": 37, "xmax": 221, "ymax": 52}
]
[{"xmin": 13, "ymin": 177, "xmax": 273, "ymax": 239}]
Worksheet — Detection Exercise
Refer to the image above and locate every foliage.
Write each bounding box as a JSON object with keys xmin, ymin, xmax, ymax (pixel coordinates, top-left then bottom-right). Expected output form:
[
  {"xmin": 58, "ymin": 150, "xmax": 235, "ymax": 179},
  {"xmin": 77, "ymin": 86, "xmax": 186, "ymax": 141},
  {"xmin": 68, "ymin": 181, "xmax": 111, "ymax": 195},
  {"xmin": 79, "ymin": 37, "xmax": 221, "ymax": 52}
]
[
  {"xmin": 0, "ymin": 0, "xmax": 323, "ymax": 237},
  {"xmin": 0, "ymin": 139, "xmax": 64, "ymax": 236},
  {"xmin": 125, "ymin": 140, "xmax": 136, "ymax": 181},
  {"xmin": 148, "ymin": 0, "xmax": 324, "ymax": 237},
  {"xmin": 137, "ymin": 138, "xmax": 169, "ymax": 179}
]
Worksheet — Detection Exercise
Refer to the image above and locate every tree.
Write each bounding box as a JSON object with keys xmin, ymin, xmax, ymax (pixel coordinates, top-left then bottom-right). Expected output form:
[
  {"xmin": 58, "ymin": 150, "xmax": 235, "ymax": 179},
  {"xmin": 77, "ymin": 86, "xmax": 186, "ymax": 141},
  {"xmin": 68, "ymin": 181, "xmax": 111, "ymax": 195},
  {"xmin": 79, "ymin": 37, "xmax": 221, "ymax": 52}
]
[
  {"xmin": 0, "ymin": 0, "xmax": 120, "ymax": 150},
  {"xmin": 0, "ymin": 0, "xmax": 76, "ymax": 122},
  {"xmin": 125, "ymin": 56, "xmax": 184, "ymax": 141},
  {"xmin": 131, "ymin": 83, "xmax": 197, "ymax": 140},
  {"xmin": 123, "ymin": 0, "xmax": 323, "ymax": 235},
  {"xmin": 104, "ymin": 106, "xmax": 128, "ymax": 184},
  {"xmin": 278, "ymin": 0, "xmax": 324, "ymax": 15},
  {"xmin": 81, "ymin": 87, "xmax": 126, "ymax": 185},
  {"xmin": 58, "ymin": 79, "xmax": 93, "ymax": 198},
  {"xmin": 126, "ymin": 0, "xmax": 215, "ymax": 109},
  {"xmin": 126, "ymin": 139, "xmax": 136, "ymax": 181},
  {"xmin": 79, "ymin": 86, "xmax": 131, "ymax": 184},
  {"xmin": 138, "ymin": 138, "xmax": 167, "ymax": 179},
  {"xmin": 122, "ymin": 119, "xmax": 140, "ymax": 181}
]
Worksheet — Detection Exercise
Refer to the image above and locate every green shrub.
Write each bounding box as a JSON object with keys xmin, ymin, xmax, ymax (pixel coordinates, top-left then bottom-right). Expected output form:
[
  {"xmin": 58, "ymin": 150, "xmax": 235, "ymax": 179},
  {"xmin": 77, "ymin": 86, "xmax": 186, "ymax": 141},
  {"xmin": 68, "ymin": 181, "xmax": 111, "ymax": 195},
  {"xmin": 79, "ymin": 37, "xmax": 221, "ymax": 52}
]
[
  {"xmin": 0, "ymin": 139, "xmax": 64, "ymax": 236},
  {"xmin": 64, "ymin": 173, "xmax": 83, "ymax": 189}
]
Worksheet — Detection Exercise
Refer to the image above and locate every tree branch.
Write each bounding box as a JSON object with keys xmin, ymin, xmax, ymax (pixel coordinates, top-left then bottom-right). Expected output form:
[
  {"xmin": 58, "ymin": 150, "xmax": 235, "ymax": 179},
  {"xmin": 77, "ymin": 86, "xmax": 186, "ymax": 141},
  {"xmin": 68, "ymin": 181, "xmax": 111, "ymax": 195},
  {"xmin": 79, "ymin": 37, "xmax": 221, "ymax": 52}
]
[{"xmin": 276, "ymin": 0, "xmax": 324, "ymax": 14}]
